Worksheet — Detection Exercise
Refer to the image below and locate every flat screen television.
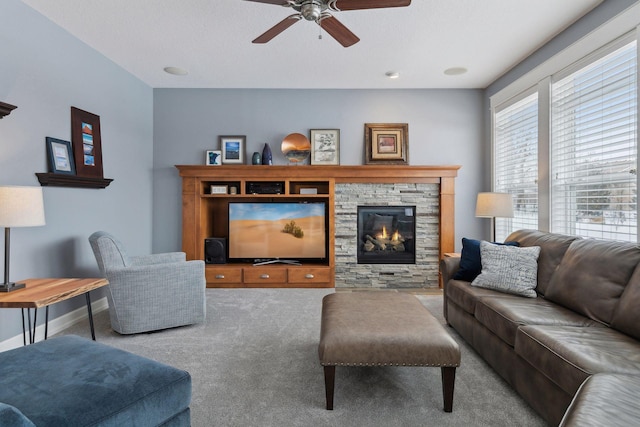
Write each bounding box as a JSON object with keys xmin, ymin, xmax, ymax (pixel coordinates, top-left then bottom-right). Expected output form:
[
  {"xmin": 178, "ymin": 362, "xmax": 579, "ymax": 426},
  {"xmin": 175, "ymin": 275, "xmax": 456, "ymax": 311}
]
[{"xmin": 228, "ymin": 201, "xmax": 328, "ymax": 264}]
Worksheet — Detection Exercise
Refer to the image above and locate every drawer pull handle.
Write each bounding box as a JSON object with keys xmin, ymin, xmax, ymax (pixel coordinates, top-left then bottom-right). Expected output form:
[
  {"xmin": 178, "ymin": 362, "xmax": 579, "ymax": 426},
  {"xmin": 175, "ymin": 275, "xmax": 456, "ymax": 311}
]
[
  {"xmin": 305, "ymin": 274, "xmax": 315, "ymax": 279},
  {"xmin": 215, "ymin": 274, "xmax": 225, "ymax": 279},
  {"xmin": 260, "ymin": 274, "xmax": 270, "ymax": 279}
]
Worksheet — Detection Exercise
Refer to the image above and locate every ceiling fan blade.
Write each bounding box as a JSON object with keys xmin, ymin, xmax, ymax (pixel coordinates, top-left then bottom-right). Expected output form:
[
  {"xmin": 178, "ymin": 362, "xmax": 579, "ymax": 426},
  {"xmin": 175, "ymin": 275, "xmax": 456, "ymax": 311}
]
[
  {"xmin": 319, "ymin": 16, "xmax": 360, "ymax": 48},
  {"xmin": 244, "ymin": 0, "xmax": 290, "ymax": 5},
  {"xmin": 332, "ymin": 0, "xmax": 411, "ymax": 11},
  {"xmin": 252, "ymin": 15, "xmax": 301, "ymax": 44}
]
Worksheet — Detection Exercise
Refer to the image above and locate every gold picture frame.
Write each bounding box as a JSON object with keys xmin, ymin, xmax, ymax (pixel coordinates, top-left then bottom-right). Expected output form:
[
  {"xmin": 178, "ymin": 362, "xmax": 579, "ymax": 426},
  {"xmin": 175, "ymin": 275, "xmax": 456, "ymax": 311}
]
[{"xmin": 364, "ymin": 123, "xmax": 409, "ymax": 165}]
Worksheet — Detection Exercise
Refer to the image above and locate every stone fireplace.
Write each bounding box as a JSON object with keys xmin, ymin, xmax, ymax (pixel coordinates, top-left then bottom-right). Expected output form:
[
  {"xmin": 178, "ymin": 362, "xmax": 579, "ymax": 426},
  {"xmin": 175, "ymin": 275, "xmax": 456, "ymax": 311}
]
[
  {"xmin": 335, "ymin": 183, "xmax": 440, "ymax": 289},
  {"xmin": 357, "ymin": 205, "xmax": 416, "ymax": 265}
]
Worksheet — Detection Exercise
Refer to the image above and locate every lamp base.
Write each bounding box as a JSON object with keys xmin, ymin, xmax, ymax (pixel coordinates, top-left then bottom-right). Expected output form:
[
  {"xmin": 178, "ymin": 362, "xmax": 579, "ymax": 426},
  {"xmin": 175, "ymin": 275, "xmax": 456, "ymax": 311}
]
[{"xmin": 0, "ymin": 282, "xmax": 25, "ymax": 292}]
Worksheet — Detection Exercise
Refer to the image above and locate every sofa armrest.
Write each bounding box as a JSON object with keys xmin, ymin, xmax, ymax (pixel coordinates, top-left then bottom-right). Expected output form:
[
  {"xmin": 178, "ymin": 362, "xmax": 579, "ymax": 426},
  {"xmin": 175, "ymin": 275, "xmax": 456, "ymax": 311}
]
[
  {"xmin": 107, "ymin": 260, "xmax": 205, "ymax": 293},
  {"xmin": 440, "ymin": 256, "xmax": 461, "ymax": 286},
  {"xmin": 440, "ymin": 256, "xmax": 461, "ymax": 323},
  {"xmin": 130, "ymin": 252, "xmax": 187, "ymax": 266}
]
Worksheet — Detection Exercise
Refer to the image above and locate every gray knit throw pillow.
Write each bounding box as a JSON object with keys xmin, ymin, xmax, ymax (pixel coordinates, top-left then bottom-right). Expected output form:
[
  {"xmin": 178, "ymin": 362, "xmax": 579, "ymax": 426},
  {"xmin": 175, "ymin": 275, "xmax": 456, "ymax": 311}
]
[{"xmin": 471, "ymin": 241, "xmax": 541, "ymax": 298}]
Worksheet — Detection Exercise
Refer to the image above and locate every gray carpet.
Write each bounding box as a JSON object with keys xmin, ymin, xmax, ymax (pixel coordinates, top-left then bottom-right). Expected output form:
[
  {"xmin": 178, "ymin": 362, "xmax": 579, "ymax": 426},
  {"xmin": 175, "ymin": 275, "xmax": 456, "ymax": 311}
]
[{"xmin": 58, "ymin": 289, "xmax": 546, "ymax": 427}]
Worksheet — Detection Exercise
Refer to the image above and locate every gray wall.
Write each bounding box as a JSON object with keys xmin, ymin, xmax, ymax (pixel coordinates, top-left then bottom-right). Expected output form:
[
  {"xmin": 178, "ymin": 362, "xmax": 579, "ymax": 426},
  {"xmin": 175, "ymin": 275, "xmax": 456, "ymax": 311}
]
[
  {"xmin": 152, "ymin": 88, "xmax": 485, "ymax": 254},
  {"xmin": 0, "ymin": 0, "xmax": 153, "ymax": 343}
]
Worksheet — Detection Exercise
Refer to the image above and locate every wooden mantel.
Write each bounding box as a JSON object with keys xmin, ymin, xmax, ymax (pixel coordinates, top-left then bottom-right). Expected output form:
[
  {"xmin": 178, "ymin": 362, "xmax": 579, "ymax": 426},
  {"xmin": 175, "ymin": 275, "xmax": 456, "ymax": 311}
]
[{"xmin": 176, "ymin": 165, "xmax": 460, "ymax": 261}]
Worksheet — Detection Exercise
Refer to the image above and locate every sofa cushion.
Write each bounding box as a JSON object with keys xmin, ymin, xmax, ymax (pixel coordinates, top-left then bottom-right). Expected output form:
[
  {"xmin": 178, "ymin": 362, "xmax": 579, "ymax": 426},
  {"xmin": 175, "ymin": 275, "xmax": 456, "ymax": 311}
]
[
  {"xmin": 471, "ymin": 242, "xmax": 540, "ymax": 297},
  {"xmin": 0, "ymin": 335, "xmax": 191, "ymax": 427},
  {"xmin": 446, "ymin": 280, "xmax": 511, "ymax": 315},
  {"xmin": 610, "ymin": 263, "xmax": 640, "ymax": 340},
  {"xmin": 505, "ymin": 230, "xmax": 581, "ymax": 296},
  {"xmin": 475, "ymin": 297, "xmax": 601, "ymax": 347},
  {"xmin": 453, "ymin": 238, "xmax": 519, "ymax": 282},
  {"xmin": 545, "ymin": 239, "xmax": 640, "ymax": 325},
  {"xmin": 515, "ymin": 325, "xmax": 640, "ymax": 396},
  {"xmin": 560, "ymin": 374, "xmax": 640, "ymax": 427}
]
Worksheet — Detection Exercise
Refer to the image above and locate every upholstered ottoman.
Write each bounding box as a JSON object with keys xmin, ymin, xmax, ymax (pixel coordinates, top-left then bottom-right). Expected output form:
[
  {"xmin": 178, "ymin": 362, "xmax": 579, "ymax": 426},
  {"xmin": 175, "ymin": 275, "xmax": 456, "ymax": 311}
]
[
  {"xmin": 0, "ymin": 335, "xmax": 191, "ymax": 426},
  {"xmin": 318, "ymin": 292, "xmax": 460, "ymax": 411}
]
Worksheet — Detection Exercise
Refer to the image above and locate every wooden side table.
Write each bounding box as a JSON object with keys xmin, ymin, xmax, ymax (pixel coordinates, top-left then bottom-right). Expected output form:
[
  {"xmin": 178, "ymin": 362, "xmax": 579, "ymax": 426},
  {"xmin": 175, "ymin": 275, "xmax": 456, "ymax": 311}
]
[{"xmin": 0, "ymin": 278, "xmax": 108, "ymax": 345}]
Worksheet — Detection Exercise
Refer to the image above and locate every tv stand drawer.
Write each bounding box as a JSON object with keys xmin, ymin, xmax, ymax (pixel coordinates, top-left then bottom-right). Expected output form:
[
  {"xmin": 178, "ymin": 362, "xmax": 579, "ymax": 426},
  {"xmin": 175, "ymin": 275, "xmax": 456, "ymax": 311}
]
[
  {"xmin": 288, "ymin": 267, "xmax": 330, "ymax": 284},
  {"xmin": 205, "ymin": 266, "xmax": 242, "ymax": 284},
  {"xmin": 243, "ymin": 267, "xmax": 287, "ymax": 284}
]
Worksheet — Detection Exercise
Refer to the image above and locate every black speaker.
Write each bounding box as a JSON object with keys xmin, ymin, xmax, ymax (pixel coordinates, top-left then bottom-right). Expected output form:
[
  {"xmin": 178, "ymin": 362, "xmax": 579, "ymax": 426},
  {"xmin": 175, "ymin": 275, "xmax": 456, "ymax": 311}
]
[{"xmin": 204, "ymin": 238, "xmax": 226, "ymax": 264}]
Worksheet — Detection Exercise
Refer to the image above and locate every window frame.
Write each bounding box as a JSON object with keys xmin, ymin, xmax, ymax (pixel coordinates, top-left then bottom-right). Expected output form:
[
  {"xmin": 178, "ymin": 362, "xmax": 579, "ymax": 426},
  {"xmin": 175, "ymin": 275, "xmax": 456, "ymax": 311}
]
[{"xmin": 489, "ymin": 28, "xmax": 639, "ymax": 242}]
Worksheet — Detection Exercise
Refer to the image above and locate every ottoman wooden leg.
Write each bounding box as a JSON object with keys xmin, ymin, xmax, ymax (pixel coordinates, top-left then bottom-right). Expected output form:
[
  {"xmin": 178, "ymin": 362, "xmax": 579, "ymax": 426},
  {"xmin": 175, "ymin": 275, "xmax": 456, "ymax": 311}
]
[
  {"xmin": 441, "ymin": 367, "xmax": 456, "ymax": 412},
  {"xmin": 323, "ymin": 366, "xmax": 335, "ymax": 410}
]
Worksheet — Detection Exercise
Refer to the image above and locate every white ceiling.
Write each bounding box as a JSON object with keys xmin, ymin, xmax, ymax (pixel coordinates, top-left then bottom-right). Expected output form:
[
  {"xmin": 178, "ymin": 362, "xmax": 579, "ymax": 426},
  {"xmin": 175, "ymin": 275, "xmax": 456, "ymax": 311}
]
[{"xmin": 20, "ymin": 0, "xmax": 603, "ymax": 89}]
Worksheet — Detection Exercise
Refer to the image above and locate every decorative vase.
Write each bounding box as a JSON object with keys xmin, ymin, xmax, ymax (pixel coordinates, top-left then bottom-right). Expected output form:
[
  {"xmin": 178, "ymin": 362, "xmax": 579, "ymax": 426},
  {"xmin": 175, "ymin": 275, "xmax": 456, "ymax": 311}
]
[
  {"xmin": 261, "ymin": 143, "xmax": 272, "ymax": 165},
  {"xmin": 252, "ymin": 152, "xmax": 261, "ymax": 165}
]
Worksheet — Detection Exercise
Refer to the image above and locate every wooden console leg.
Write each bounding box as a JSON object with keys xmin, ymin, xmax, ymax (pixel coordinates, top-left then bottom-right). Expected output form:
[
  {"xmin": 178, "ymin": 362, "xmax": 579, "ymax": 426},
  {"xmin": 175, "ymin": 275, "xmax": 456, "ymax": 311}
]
[
  {"xmin": 324, "ymin": 366, "xmax": 335, "ymax": 410},
  {"xmin": 441, "ymin": 367, "xmax": 456, "ymax": 412}
]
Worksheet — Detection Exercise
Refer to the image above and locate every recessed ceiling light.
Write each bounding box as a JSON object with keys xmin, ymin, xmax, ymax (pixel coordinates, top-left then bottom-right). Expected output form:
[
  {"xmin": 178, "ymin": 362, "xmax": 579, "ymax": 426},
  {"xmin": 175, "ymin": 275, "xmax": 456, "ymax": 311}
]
[
  {"xmin": 385, "ymin": 71, "xmax": 400, "ymax": 79},
  {"xmin": 444, "ymin": 67, "xmax": 468, "ymax": 76},
  {"xmin": 164, "ymin": 66, "xmax": 188, "ymax": 76}
]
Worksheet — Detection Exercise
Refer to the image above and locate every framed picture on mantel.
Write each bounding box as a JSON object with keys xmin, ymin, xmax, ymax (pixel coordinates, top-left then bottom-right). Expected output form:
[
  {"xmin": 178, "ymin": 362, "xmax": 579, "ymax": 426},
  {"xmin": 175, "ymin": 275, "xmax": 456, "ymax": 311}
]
[
  {"xmin": 364, "ymin": 123, "xmax": 409, "ymax": 165},
  {"xmin": 71, "ymin": 107, "xmax": 104, "ymax": 178},
  {"xmin": 310, "ymin": 129, "xmax": 340, "ymax": 165},
  {"xmin": 220, "ymin": 135, "xmax": 245, "ymax": 164}
]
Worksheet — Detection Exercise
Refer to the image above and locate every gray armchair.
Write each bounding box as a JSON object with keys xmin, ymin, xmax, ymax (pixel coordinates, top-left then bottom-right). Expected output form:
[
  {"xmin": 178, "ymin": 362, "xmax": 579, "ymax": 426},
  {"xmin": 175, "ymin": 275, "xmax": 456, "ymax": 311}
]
[{"xmin": 89, "ymin": 231, "xmax": 206, "ymax": 334}]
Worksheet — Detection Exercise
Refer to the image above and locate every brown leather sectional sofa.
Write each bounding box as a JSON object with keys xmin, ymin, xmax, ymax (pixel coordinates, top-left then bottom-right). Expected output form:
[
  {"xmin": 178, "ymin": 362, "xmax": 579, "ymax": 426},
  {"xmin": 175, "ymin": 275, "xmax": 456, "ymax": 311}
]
[{"xmin": 440, "ymin": 229, "xmax": 640, "ymax": 426}]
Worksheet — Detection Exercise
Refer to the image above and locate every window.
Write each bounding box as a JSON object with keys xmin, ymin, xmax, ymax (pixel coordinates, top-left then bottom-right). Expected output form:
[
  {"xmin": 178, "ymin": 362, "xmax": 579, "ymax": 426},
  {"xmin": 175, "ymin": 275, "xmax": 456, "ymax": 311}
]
[
  {"xmin": 551, "ymin": 40, "xmax": 637, "ymax": 241},
  {"xmin": 493, "ymin": 92, "xmax": 539, "ymax": 241},
  {"xmin": 490, "ymin": 31, "xmax": 638, "ymax": 243}
]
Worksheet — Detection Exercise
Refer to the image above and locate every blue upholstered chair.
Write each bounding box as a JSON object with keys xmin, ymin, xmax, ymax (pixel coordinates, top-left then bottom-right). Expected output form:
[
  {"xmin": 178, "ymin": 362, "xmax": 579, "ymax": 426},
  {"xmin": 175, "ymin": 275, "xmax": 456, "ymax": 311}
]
[{"xmin": 89, "ymin": 231, "xmax": 206, "ymax": 334}]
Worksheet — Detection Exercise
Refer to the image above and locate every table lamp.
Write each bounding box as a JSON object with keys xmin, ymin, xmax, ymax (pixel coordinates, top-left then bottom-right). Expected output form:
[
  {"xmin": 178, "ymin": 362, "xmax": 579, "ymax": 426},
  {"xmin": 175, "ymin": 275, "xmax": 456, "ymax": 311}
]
[
  {"xmin": 475, "ymin": 192, "xmax": 514, "ymax": 242},
  {"xmin": 0, "ymin": 186, "xmax": 46, "ymax": 292}
]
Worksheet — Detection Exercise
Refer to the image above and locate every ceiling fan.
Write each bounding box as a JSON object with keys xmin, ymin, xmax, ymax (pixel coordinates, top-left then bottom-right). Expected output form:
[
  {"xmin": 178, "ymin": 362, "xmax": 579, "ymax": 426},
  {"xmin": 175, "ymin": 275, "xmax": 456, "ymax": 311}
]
[{"xmin": 246, "ymin": 0, "xmax": 412, "ymax": 48}]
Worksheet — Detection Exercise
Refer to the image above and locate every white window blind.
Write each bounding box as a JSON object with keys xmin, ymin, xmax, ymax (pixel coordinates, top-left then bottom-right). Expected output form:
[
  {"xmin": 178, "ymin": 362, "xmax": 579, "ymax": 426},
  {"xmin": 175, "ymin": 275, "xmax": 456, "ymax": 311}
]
[
  {"xmin": 494, "ymin": 92, "xmax": 539, "ymax": 241},
  {"xmin": 551, "ymin": 39, "xmax": 637, "ymax": 242}
]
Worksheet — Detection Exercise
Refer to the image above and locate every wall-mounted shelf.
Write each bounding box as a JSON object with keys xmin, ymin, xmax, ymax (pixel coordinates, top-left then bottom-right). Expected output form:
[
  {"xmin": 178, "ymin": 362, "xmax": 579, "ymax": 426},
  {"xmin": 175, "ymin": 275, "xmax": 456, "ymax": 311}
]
[
  {"xmin": 0, "ymin": 102, "xmax": 17, "ymax": 119},
  {"xmin": 35, "ymin": 173, "xmax": 113, "ymax": 189}
]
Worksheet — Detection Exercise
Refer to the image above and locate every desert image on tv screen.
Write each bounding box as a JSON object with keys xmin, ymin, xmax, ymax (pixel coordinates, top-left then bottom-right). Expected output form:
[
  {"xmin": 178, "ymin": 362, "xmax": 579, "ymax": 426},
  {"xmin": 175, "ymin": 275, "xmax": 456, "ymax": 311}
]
[{"xmin": 229, "ymin": 203, "xmax": 326, "ymax": 259}]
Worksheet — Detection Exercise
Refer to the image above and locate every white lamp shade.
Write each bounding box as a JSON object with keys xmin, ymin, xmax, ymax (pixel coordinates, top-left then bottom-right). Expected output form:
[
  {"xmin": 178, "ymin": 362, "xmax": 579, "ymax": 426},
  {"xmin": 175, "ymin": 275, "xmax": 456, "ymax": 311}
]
[
  {"xmin": 0, "ymin": 186, "xmax": 46, "ymax": 227},
  {"xmin": 475, "ymin": 192, "xmax": 514, "ymax": 218}
]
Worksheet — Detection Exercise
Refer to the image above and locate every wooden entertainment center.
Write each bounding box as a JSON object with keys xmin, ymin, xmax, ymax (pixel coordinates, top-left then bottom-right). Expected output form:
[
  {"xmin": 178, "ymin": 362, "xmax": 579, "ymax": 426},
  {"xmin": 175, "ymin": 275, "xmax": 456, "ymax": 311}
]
[{"xmin": 176, "ymin": 165, "xmax": 459, "ymax": 288}]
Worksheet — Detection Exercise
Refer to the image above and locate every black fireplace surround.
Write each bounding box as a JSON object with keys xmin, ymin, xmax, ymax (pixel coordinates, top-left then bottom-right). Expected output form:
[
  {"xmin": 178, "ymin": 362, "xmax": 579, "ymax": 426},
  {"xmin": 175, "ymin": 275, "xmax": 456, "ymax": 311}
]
[{"xmin": 357, "ymin": 206, "xmax": 416, "ymax": 264}]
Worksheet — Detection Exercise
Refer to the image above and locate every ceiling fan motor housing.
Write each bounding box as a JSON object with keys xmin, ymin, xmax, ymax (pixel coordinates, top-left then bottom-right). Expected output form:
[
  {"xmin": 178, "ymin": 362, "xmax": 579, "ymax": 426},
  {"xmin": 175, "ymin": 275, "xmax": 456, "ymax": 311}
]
[{"xmin": 299, "ymin": 1, "xmax": 325, "ymax": 21}]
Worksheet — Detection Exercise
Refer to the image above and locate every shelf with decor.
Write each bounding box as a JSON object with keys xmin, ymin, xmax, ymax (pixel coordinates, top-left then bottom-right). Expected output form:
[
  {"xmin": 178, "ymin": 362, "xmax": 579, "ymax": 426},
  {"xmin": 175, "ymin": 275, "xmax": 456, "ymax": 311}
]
[{"xmin": 177, "ymin": 165, "xmax": 335, "ymax": 288}]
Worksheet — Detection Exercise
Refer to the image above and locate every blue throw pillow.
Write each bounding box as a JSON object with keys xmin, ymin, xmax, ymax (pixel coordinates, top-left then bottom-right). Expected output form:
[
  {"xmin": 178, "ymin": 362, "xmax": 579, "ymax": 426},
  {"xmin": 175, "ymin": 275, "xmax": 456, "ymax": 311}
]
[{"xmin": 453, "ymin": 238, "xmax": 519, "ymax": 282}]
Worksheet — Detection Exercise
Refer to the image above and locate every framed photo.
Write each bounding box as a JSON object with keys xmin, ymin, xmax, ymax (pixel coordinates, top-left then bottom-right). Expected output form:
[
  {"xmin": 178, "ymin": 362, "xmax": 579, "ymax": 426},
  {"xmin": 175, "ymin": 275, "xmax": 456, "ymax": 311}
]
[
  {"xmin": 206, "ymin": 150, "xmax": 222, "ymax": 166},
  {"xmin": 220, "ymin": 135, "xmax": 245, "ymax": 164},
  {"xmin": 310, "ymin": 129, "xmax": 340, "ymax": 165},
  {"xmin": 46, "ymin": 137, "xmax": 76, "ymax": 175},
  {"xmin": 364, "ymin": 123, "xmax": 409, "ymax": 165},
  {"xmin": 71, "ymin": 107, "xmax": 103, "ymax": 178}
]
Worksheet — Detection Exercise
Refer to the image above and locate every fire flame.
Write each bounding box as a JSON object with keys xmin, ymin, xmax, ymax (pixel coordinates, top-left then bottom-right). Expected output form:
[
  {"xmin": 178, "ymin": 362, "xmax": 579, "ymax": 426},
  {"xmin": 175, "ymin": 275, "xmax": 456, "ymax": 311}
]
[{"xmin": 378, "ymin": 226, "xmax": 401, "ymax": 242}]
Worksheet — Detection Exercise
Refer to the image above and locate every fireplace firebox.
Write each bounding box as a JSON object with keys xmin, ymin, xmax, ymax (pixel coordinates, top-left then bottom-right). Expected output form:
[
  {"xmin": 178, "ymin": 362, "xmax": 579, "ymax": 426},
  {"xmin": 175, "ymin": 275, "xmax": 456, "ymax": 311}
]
[{"xmin": 357, "ymin": 206, "xmax": 416, "ymax": 264}]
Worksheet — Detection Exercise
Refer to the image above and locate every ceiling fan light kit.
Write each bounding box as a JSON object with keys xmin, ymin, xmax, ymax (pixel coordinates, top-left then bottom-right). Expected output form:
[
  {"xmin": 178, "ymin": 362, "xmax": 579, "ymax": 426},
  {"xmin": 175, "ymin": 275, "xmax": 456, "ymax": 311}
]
[{"xmin": 247, "ymin": 0, "xmax": 411, "ymax": 47}]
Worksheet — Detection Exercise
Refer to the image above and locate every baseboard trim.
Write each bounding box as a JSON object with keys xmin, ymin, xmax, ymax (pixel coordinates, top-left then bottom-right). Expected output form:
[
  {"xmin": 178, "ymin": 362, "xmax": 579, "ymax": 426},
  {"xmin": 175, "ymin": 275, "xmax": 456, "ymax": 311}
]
[{"xmin": 0, "ymin": 296, "xmax": 108, "ymax": 352}]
